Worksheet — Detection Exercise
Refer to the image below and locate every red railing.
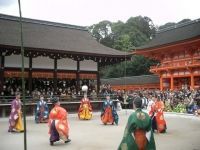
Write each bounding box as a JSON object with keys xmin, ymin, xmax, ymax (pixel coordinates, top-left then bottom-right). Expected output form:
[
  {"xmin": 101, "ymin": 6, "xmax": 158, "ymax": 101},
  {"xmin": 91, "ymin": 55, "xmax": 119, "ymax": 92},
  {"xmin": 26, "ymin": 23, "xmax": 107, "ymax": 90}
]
[{"xmin": 150, "ymin": 60, "xmax": 200, "ymax": 71}]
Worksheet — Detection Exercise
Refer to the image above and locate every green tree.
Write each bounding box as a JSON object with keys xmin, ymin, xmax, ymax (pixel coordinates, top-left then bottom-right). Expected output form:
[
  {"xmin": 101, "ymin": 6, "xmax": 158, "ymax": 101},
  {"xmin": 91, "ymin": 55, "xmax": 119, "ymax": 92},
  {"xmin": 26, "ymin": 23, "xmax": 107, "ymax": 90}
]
[
  {"xmin": 89, "ymin": 16, "xmax": 158, "ymax": 78},
  {"xmin": 88, "ymin": 20, "xmax": 114, "ymax": 48},
  {"xmin": 101, "ymin": 55, "xmax": 157, "ymax": 78},
  {"xmin": 113, "ymin": 34, "xmax": 133, "ymax": 51}
]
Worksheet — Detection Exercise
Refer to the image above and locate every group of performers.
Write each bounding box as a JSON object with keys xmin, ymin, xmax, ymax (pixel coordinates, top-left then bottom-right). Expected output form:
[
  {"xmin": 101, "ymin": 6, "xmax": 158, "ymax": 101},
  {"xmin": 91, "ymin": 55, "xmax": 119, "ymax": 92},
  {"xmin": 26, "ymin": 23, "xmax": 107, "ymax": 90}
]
[
  {"xmin": 7, "ymin": 85, "xmax": 119, "ymax": 146},
  {"xmin": 118, "ymin": 97, "xmax": 156, "ymax": 150},
  {"xmin": 8, "ymin": 86, "xmax": 168, "ymax": 149},
  {"xmin": 118, "ymin": 95, "xmax": 167, "ymax": 150}
]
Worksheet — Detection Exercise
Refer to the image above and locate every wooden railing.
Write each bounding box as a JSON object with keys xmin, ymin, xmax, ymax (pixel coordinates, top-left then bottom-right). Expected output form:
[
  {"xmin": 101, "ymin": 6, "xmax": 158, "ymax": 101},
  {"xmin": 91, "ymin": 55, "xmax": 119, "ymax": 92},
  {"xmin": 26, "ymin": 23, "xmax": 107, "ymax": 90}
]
[
  {"xmin": 0, "ymin": 95, "xmax": 120, "ymax": 117},
  {"xmin": 0, "ymin": 94, "xmax": 108, "ymax": 104},
  {"xmin": 150, "ymin": 60, "xmax": 200, "ymax": 71}
]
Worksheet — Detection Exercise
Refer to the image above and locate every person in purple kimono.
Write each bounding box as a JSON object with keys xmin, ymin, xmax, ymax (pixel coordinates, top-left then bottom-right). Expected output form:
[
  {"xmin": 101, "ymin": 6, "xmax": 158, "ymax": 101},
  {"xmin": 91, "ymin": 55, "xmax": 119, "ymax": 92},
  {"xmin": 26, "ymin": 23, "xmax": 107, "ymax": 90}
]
[{"xmin": 8, "ymin": 93, "xmax": 24, "ymax": 132}]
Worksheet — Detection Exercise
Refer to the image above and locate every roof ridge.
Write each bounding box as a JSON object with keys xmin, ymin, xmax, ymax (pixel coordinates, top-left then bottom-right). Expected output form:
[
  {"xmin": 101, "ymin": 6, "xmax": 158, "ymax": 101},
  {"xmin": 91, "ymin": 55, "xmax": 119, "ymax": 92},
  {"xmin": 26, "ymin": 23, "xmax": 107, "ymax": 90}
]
[
  {"xmin": 157, "ymin": 18, "xmax": 200, "ymax": 34},
  {"xmin": 0, "ymin": 13, "xmax": 88, "ymax": 31},
  {"xmin": 102, "ymin": 74, "xmax": 158, "ymax": 80}
]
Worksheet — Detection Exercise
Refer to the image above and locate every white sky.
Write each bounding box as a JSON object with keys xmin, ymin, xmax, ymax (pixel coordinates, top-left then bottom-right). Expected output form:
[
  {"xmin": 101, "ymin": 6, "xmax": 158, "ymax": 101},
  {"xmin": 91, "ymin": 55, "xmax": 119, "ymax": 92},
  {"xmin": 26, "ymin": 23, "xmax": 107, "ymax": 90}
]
[{"xmin": 0, "ymin": 0, "xmax": 200, "ymax": 26}]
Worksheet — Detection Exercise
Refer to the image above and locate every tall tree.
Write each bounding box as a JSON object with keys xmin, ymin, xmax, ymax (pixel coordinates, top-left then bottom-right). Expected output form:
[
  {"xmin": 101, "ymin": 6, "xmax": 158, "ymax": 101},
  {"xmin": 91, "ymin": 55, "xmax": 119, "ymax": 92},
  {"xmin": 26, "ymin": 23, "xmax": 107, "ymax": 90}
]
[
  {"xmin": 89, "ymin": 16, "xmax": 160, "ymax": 78},
  {"xmin": 88, "ymin": 20, "xmax": 114, "ymax": 48}
]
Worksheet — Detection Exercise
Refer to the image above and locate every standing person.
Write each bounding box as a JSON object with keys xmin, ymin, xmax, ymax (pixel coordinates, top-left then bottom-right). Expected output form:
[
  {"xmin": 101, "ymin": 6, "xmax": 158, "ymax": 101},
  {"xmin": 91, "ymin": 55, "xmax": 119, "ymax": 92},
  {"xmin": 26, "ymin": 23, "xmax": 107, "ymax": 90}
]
[
  {"xmin": 8, "ymin": 92, "xmax": 24, "ymax": 132},
  {"xmin": 149, "ymin": 96, "xmax": 167, "ymax": 133},
  {"xmin": 118, "ymin": 97, "xmax": 156, "ymax": 150},
  {"xmin": 78, "ymin": 93, "xmax": 93, "ymax": 120},
  {"xmin": 48, "ymin": 97, "xmax": 71, "ymax": 146},
  {"xmin": 35, "ymin": 95, "xmax": 49, "ymax": 123},
  {"xmin": 78, "ymin": 85, "xmax": 92, "ymax": 120},
  {"xmin": 90, "ymin": 89, "xmax": 97, "ymax": 101},
  {"xmin": 147, "ymin": 95, "xmax": 154, "ymax": 112},
  {"xmin": 101, "ymin": 94, "xmax": 118, "ymax": 125}
]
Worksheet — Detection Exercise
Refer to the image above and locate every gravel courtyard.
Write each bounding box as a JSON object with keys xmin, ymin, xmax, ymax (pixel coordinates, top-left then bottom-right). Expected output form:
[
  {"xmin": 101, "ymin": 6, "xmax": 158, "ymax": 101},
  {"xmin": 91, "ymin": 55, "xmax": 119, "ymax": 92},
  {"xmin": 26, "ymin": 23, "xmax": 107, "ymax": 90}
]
[{"xmin": 0, "ymin": 110, "xmax": 200, "ymax": 150}]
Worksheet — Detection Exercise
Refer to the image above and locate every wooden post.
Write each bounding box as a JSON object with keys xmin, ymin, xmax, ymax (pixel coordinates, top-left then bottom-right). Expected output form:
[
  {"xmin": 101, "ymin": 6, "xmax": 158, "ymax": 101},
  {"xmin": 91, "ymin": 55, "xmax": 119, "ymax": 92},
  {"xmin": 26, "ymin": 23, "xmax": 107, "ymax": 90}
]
[
  {"xmin": 53, "ymin": 58, "xmax": 57, "ymax": 93},
  {"xmin": 160, "ymin": 76, "xmax": 163, "ymax": 91},
  {"xmin": 76, "ymin": 60, "xmax": 80, "ymax": 94},
  {"xmin": 190, "ymin": 72, "xmax": 194, "ymax": 90},
  {"xmin": 97, "ymin": 62, "xmax": 100, "ymax": 94},
  {"xmin": 28, "ymin": 56, "xmax": 32, "ymax": 93},
  {"xmin": 0, "ymin": 55, "xmax": 5, "ymax": 93},
  {"xmin": 170, "ymin": 75, "xmax": 174, "ymax": 90}
]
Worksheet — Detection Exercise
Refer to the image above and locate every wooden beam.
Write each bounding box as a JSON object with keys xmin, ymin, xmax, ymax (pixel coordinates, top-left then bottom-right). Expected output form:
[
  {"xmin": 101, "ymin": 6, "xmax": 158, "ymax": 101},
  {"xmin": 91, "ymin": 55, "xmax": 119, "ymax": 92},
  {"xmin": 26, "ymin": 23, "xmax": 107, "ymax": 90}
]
[
  {"xmin": 0, "ymin": 55, "xmax": 5, "ymax": 93},
  {"xmin": 28, "ymin": 56, "xmax": 32, "ymax": 93},
  {"xmin": 76, "ymin": 60, "xmax": 80, "ymax": 94},
  {"xmin": 160, "ymin": 76, "xmax": 163, "ymax": 91},
  {"xmin": 170, "ymin": 74, "xmax": 174, "ymax": 90},
  {"xmin": 53, "ymin": 58, "xmax": 57, "ymax": 93},
  {"xmin": 190, "ymin": 70, "xmax": 194, "ymax": 90},
  {"xmin": 97, "ymin": 62, "xmax": 100, "ymax": 94}
]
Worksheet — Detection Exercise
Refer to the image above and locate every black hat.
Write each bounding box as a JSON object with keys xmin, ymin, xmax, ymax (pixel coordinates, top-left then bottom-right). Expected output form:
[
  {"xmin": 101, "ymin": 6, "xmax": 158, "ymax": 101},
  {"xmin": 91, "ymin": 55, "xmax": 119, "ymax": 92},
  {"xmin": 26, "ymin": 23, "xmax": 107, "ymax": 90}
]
[
  {"xmin": 134, "ymin": 97, "xmax": 142, "ymax": 108},
  {"xmin": 51, "ymin": 97, "xmax": 59, "ymax": 104},
  {"xmin": 15, "ymin": 92, "xmax": 21, "ymax": 96},
  {"xmin": 106, "ymin": 93, "xmax": 111, "ymax": 97}
]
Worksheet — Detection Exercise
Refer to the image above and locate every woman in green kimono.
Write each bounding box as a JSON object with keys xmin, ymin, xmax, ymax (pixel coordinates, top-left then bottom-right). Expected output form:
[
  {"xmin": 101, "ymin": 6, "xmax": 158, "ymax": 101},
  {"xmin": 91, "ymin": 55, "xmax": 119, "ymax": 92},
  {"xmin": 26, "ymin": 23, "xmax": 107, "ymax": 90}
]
[{"xmin": 118, "ymin": 97, "xmax": 156, "ymax": 150}]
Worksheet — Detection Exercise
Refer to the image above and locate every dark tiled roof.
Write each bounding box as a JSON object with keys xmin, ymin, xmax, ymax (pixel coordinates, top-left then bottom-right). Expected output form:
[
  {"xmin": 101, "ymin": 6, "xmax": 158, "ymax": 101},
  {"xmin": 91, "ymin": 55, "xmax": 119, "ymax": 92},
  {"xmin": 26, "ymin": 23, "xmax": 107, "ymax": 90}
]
[
  {"xmin": 136, "ymin": 19, "xmax": 200, "ymax": 50},
  {"xmin": 100, "ymin": 75, "xmax": 159, "ymax": 85},
  {"xmin": 0, "ymin": 14, "xmax": 130, "ymax": 57}
]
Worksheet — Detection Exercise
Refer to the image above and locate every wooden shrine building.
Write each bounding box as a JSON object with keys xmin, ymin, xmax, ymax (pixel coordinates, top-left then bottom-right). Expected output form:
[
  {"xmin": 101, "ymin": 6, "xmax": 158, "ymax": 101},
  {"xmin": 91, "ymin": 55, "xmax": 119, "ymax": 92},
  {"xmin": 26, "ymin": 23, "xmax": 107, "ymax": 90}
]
[
  {"xmin": 135, "ymin": 19, "xmax": 200, "ymax": 90},
  {"xmin": 0, "ymin": 14, "xmax": 131, "ymax": 95},
  {"xmin": 100, "ymin": 75, "xmax": 159, "ymax": 91}
]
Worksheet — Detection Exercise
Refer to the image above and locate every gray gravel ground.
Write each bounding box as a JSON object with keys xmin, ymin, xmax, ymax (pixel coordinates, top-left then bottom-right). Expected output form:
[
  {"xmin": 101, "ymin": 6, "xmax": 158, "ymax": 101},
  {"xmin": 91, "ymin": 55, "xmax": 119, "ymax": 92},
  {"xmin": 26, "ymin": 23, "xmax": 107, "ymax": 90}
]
[{"xmin": 0, "ymin": 110, "xmax": 200, "ymax": 150}]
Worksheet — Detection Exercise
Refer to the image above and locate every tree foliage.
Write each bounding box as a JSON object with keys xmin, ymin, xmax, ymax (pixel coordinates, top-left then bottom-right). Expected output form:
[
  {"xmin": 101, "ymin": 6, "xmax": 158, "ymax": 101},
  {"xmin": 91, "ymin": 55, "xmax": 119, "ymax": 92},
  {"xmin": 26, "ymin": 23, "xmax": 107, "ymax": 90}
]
[{"xmin": 89, "ymin": 17, "xmax": 190, "ymax": 78}]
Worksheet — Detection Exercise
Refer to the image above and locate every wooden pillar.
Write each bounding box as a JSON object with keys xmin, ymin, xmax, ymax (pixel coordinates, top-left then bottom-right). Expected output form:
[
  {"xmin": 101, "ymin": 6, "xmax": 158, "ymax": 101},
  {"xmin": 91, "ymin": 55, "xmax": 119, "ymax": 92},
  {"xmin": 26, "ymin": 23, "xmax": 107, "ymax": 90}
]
[
  {"xmin": 76, "ymin": 60, "xmax": 80, "ymax": 94},
  {"xmin": 170, "ymin": 74, "xmax": 174, "ymax": 90},
  {"xmin": 97, "ymin": 62, "xmax": 100, "ymax": 94},
  {"xmin": 53, "ymin": 58, "xmax": 57, "ymax": 93},
  {"xmin": 0, "ymin": 55, "xmax": 5, "ymax": 93},
  {"xmin": 190, "ymin": 72, "xmax": 194, "ymax": 90},
  {"xmin": 160, "ymin": 76, "xmax": 163, "ymax": 91},
  {"xmin": 28, "ymin": 57, "xmax": 32, "ymax": 93}
]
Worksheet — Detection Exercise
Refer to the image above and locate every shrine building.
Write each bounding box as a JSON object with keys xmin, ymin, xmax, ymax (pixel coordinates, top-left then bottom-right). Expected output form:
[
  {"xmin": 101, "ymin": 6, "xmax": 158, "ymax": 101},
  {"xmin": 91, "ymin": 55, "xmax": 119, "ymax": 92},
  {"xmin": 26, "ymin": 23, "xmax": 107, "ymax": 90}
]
[
  {"xmin": 101, "ymin": 75, "xmax": 159, "ymax": 91},
  {"xmin": 135, "ymin": 19, "xmax": 200, "ymax": 90},
  {"xmin": 0, "ymin": 14, "xmax": 131, "ymax": 95}
]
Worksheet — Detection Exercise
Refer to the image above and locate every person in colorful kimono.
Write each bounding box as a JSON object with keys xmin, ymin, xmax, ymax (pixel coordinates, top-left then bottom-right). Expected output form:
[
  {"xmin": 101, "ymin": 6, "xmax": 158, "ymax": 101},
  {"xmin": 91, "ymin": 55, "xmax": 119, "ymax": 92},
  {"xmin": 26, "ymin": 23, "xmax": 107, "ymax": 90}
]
[
  {"xmin": 48, "ymin": 97, "xmax": 71, "ymax": 146},
  {"xmin": 101, "ymin": 94, "xmax": 118, "ymax": 125},
  {"xmin": 149, "ymin": 96, "xmax": 167, "ymax": 133},
  {"xmin": 35, "ymin": 95, "xmax": 49, "ymax": 123},
  {"xmin": 8, "ymin": 92, "xmax": 24, "ymax": 132},
  {"xmin": 78, "ymin": 93, "xmax": 92, "ymax": 120},
  {"xmin": 118, "ymin": 97, "xmax": 156, "ymax": 150}
]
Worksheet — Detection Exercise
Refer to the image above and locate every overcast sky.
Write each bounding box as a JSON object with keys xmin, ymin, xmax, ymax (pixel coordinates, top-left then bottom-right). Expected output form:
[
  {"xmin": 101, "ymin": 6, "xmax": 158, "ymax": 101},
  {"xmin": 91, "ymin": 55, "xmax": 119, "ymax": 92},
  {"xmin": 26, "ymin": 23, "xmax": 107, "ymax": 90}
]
[{"xmin": 0, "ymin": 0, "xmax": 199, "ymax": 26}]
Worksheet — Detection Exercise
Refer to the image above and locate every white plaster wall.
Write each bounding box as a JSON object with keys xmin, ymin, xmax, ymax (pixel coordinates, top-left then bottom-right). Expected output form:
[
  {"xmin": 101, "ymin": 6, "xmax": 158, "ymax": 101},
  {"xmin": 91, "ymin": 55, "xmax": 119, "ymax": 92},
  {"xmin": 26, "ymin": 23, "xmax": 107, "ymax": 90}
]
[
  {"xmin": 57, "ymin": 58, "xmax": 77, "ymax": 70},
  {"xmin": 4, "ymin": 54, "xmax": 29, "ymax": 68},
  {"xmin": 80, "ymin": 60, "xmax": 97, "ymax": 71},
  {"xmin": 32, "ymin": 56, "xmax": 53, "ymax": 69}
]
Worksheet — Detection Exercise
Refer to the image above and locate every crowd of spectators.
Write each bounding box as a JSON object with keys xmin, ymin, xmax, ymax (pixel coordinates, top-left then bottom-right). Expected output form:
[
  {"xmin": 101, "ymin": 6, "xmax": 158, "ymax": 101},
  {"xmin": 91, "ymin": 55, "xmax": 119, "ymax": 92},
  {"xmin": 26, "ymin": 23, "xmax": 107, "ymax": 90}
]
[
  {"xmin": 99, "ymin": 85, "xmax": 200, "ymax": 116},
  {"xmin": 0, "ymin": 78, "xmax": 97, "ymax": 101},
  {"xmin": 1, "ymin": 79, "xmax": 200, "ymax": 116}
]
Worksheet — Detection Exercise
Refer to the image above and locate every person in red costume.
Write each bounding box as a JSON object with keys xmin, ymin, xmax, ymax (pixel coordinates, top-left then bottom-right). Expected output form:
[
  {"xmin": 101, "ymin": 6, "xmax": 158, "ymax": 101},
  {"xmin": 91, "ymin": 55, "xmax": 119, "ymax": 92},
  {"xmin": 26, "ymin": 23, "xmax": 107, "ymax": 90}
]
[
  {"xmin": 149, "ymin": 95, "xmax": 167, "ymax": 133},
  {"xmin": 48, "ymin": 97, "xmax": 71, "ymax": 146},
  {"xmin": 78, "ymin": 85, "xmax": 92, "ymax": 120}
]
